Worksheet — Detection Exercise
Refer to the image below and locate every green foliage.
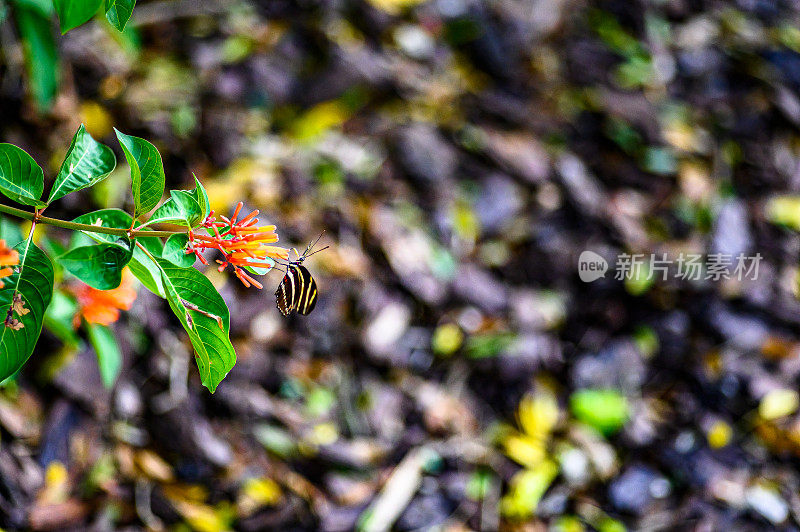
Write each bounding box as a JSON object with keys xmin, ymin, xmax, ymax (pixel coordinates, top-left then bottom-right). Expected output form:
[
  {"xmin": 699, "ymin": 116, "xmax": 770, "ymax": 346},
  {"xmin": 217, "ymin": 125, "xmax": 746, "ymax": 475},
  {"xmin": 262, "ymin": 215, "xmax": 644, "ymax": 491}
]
[
  {"xmin": 59, "ymin": 238, "xmax": 133, "ymax": 290},
  {"xmin": 0, "ymin": 125, "xmax": 239, "ymax": 393},
  {"xmin": 49, "ymin": 124, "xmax": 116, "ymax": 204},
  {"xmin": 163, "ymin": 234, "xmax": 194, "ymax": 267},
  {"xmin": 569, "ymin": 389, "xmax": 630, "ymax": 436},
  {"xmin": 43, "ymin": 290, "xmax": 81, "ymax": 346},
  {"xmin": 9, "ymin": 0, "xmax": 139, "ymax": 111},
  {"xmin": 72, "ymin": 208, "xmax": 135, "ymax": 242},
  {"xmin": 156, "ymin": 259, "xmax": 236, "ymax": 393},
  {"xmin": 0, "ymin": 240, "xmax": 54, "ymax": 382},
  {"xmin": 104, "ymin": 0, "xmax": 135, "ymax": 31},
  {"xmin": 129, "ymin": 237, "xmax": 165, "ymax": 297},
  {"xmin": 13, "ymin": 2, "xmax": 58, "ymax": 111},
  {"xmin": 114, "ymin": 129, "xmax": 166, "ymax": 217},
  {"xmin": 0, "ymin": 144, "xmax": 45, "ymax": 207},
  {"xmin": 9, "ymin": 0, "xmax": 54, "ymax": 16},
  {"xmin": 0, "ymin": 216, "xmax": 24, "ymax": 247},
  {"xmin": 589, "ymin": 9, "xmax": 644, "ymax": 57},
  {"xmin": 53, "ymin": 0, "xmax": 102, "ymax": 34},
  {"xmin": 464, "ymin": 331, "xmax": 516, "ymax": 359},
  {"xmin": 142, "ymin": 177, "xmax": 210, "ymax": 229},
  {"xmin": 87, "ymin": 323, "xmax": 121, "ymax": 388},
  {"xmin": 72, "ymin": 208, "xmax": 166, "ymax": 296}
]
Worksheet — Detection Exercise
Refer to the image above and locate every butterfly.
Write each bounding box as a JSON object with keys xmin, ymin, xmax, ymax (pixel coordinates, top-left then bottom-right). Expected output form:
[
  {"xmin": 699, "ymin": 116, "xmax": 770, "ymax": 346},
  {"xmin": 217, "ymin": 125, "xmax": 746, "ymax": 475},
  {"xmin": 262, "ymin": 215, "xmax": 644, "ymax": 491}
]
[{"xmin": 275, "ymin": 232, "xmax": 328, "ymax": 316}]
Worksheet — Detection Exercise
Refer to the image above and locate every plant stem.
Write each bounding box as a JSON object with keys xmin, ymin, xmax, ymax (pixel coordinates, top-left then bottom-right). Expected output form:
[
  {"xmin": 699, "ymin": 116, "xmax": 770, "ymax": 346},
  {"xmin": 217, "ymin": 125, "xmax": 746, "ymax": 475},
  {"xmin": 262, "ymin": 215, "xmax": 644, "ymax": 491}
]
[
  {"xmin": 0, "ymin": 203, "xmax": 183, "ymax": 239},
  {"xmin": 135, "ymin": 240, "xmax": 159, "ymax": 264}
]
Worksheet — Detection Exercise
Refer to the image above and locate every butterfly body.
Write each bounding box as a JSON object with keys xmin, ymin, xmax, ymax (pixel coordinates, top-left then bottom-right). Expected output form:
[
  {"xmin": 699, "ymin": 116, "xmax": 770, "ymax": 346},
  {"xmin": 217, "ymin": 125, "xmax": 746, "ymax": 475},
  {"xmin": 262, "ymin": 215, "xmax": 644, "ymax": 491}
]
[{"xmin": 275, "ymin": 261, "xmax": 318, "ymax": 316}]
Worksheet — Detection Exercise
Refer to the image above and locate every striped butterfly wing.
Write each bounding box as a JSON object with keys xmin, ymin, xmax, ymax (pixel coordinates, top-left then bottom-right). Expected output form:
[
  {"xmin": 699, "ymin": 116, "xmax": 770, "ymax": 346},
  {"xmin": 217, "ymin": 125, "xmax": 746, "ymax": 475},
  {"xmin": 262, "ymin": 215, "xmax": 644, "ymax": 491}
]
[
  {"xmin": 293, "ymin": 264, "xmax": 318, "ymax": 315},
  {"xmin": 275, "ymin": 271, "xmax": 294, "ymax": 316},
  {"xmin": 275, "ymin": 264, "xmax": 318, "ymax": 316}
]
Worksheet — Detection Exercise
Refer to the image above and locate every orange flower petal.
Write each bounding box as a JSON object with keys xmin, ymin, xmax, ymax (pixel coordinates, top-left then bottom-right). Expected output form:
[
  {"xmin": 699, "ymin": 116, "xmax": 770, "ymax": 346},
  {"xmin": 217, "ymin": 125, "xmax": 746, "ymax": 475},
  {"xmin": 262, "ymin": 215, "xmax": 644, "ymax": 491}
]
[{"xmin": 73, "ymin": 268, "xmax": 137, "ymax": 325}]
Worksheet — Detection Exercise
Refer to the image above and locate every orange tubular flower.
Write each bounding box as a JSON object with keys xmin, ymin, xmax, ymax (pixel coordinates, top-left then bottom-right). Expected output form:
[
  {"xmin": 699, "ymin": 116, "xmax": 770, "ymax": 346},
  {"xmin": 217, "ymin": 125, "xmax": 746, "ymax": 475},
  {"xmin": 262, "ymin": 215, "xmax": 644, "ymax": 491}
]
[
  {"xmin": 186, "ymin": 202, "xmax": 288, "ymax": 289},
  {"xmin": 0, "ymin": 239, "xmax": 20, "ymax": 289},
  {"xmin": 72, "ymin": 269, "xmax": 137, "ymax": 326}
]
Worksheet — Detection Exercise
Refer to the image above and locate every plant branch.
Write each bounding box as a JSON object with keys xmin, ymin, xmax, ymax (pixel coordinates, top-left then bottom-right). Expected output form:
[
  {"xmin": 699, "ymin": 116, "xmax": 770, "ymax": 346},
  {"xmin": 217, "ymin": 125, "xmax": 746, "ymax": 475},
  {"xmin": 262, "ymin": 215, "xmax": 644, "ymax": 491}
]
[
  {"xmin": 0, "ymin": 203, "xmax": 184, "ymax": 239},
  {"xmin": 135, "ymin": 240, "xmax": 159, "ymax": 264}
]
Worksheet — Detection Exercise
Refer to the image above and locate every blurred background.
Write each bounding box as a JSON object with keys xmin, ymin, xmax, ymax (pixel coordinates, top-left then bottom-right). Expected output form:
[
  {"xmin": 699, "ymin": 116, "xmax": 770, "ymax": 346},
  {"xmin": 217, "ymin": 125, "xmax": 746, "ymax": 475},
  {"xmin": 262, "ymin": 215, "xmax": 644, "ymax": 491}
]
[{"xmin": 5, "ymin": 0, "xmax": 800, "ymax": 529}]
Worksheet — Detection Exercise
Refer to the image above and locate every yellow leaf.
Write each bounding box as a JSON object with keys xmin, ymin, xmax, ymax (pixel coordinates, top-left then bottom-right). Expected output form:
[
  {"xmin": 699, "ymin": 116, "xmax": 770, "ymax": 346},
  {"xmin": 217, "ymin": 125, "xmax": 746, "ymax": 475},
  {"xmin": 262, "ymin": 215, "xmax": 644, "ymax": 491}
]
[
  {"xmin": 290, "ymin": 101, "xmax": 350, "ymax": 142},
  {"xmin": 452, "ymin": 201, "xmax": 480, "ymax": 242},
  {"xmin": 759, "ymin": 389, "xmax": 799, "ymax": 420},
  {"xmin": 503, "ymin": 434, "xmax": 546, "ymax": 469},
  {"xmin": 766, "ymin": 196, "xmax": 800, "ymax": 231},
  {"xmin": 432, "ymin": 323, "xmax": 463, "ymax": 356},
  {"xmin": 163, "ymin": 483, "xmax": 209, "ymax": 503},
  {"xmin": 243, "ymin": 478, "xmax": 281, "ymax": 506},
  {"xmin": 707, "ymin": 420, "xmax": 732, "ymax": 449},
  {"xmin": 518, "ymin": 393, "xmax": 559, "ymax": 439},
  {"xmin": 364, "ymin": 0, "xmax": 427, "ymax": 15},
  {"xmin": 172, "ymin": 499, "xmax": 233, "ymax": 532},
  {"xmin": 80, "ymin": 102, "xmax": 113, "ymax": 139},
  {"xmin": 500, "ymin": 460, "xmax": 559, "ymax": 520},
  {"xmin": 307, "ymin": 422, "xmax": 339, "ymax": 446},
  {"xmin": 135, "ymin": 449, "xmax": 174, "ymax": 482},
  {"xmin": 38, "ymin": 461, "xmax": 70, "ymax": 505},
  {"xmin": 45, "ymin": 461, "xmax": 68, "ymax": 487}
]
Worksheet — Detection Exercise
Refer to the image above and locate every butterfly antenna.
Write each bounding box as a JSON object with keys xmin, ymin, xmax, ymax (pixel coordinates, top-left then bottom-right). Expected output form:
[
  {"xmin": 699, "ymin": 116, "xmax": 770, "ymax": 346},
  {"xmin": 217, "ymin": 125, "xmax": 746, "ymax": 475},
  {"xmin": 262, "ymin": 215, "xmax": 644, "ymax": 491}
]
[
  {"xmin": 304, "ymin": 230, "xmax": 326, "ymax": 256},
  {"xmin": 304, "ymin": 245, "xmax": 329, "ymax": 258}
]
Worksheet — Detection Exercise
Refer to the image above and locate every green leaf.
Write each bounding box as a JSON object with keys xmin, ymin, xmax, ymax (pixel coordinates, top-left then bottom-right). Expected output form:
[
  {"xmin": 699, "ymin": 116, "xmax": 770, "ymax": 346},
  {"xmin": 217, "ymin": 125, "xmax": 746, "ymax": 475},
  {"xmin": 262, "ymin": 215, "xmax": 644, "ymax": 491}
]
[
  {"xmin": 72, "ymin": 209, "xmax": 165, "ymax": 296},
  {"xmin": 163, "ymin": 234, "xmax": 194, "ymax": 267},
  {"xmin": 14, "ymin": 4, "xmax": 58, "ymax": 111},
  {"xmin": 145, "ymin": 191, "xmax": 203, "ymax": 228},
  {"xmin": 87, "ymin": 323, "xmax": 121, "ymax": 388},
  {"xmin": 569, "ymin": 389, "xmax": 629, "ymax": 436},
  {"xmin": 114, "ymin": 129, "xmax": 165, "ymax": 218},
  {"xmin": 10, "ymin": 0, "xmax": 54, "ymax": 17},
  {"xmin": 193, "ymin": 175, "xmax": 211, "ymax": 220},
  {"xmin": 253, "ymin": 424, "xmax": 296, "ymax": 457},
  {"xmin": 59, "ymin": 238, "xmax": 133, "ymax": 290},
  {"xmin": 0, "ymin": 144, "xmax": 45, "ymax": 207},
  {"xmin": 0, "ymin": 240, "xmax": 54, "ymax": 381},
  {"xmin": 104, "ymin": 0, "xmax": 135, "ymax": 31},
  {"xmin": 68, "ymin": 229, "xmax": 97, "ymax": 249},
  {"xmin": 0, "ymin": 217, "xmax": 24, "ymax": 248},
  {"xmin": 48, "ymin": 124, "xmax": 116, "ymax": 204},
  {"xmin": 465, "ymin": 332, "xmax": 516, "ymax": 359},
  {"xmin": 44, "ymin": 290, "xmax": 81, "ymax": 347},
  {"xmin": 38, "ymin": 236, "xmax": 67, "ymax": 277},
  {"xmin": 72, "ymin": 208, "xmax": 132, "ymax": 242},
  {"xmin": 155, "ymin": 258, "xmax": 235, "ymax": 392},
  {"xmin": 53, "ymin": 0, "xmax": 102, "ymax": 33},
  {"xmin": 143, "ymin": 177, "xmax": 210, "ymax": 228},
  {"xmin": 129, "ymin": 237, "xmax": 164, "ymax": 297}
]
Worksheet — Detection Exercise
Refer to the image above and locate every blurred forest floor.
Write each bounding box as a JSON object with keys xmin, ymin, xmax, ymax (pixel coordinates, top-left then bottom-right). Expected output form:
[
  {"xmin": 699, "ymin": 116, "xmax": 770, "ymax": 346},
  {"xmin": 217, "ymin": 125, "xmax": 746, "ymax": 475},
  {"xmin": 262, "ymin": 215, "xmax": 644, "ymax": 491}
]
[{"xmin": 7, "ymin": 0, "xmax": 800, "ymax": 530}]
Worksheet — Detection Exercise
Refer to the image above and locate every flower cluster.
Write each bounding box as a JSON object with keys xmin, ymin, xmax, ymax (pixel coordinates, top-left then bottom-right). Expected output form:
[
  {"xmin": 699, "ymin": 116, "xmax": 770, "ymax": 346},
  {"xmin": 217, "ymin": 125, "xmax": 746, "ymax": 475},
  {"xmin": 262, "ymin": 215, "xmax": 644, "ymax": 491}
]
[
  {"xmin": 0, "ymin": 239, "xmax": 19, "ymax": 289},
  {"xmin": 72, "ymin": 269, "xmax": 137, "ymax": 326},
  {"xmin": 186, "ymin": 202, "xmax": 289, "ymax": 289}
]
